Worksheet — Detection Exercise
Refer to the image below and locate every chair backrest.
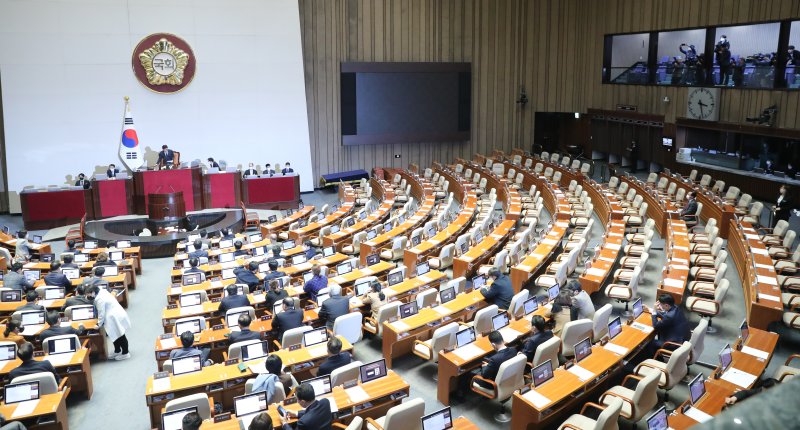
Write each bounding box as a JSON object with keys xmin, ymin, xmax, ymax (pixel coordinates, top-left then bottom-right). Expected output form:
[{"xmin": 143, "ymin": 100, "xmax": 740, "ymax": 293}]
[
  {"xmin": 699, "ymin": 174, "xmax": 711, "ymax": 187},
  {"xmin": 647, "ymin": 172, "xmax": 658, "ymax": 184},
  {"xmin": 165, "ymin": 393, "xmax": 212, "ymax": 420},
  {"xmin": 245, "ymin": 379, "xmax": 285, "ymax": 402},
  {"xmin": 429, "ymin": 322, "xmax": 459, "ymax": 362},
  {"xmin": 712, "ymin": 180, "xmax": 725, "ymax": 193},
  {"xmin": 330, "ymin": 360, "xmax": 363, "ymax": 387},
  {"xmin": 737, "ymin": 194, "xmax": 752, "ymax": 208},
  {"xmin": 508, "ymin": 290, "xmax": 530, "ymax": 319},
  {"xmin": 675, "ymin": 187, "xmax": 686, "ymax": 203},
  {"xmin": 571, "ymin": 159, "xmax": 581, "ymax": 170},
  {"xmin": 608, "ymin": 177, "xmax": 619, "ymax": 190},
  {"xmin": 473, "ymin": 305, "xmax": 499, "ymax": 334},
  {"xmin": 532, "ymin": 336, "xmax": 561, "ymax": 368},
  {"xmin": 596, "ymin": 396, "xmax": 624, "ymax": 430},
  {"xmin": 750, "ymin": 201, "xmax": 763, "ymax": 216},
  {"xmin": 10, "ymin": 371, "xmax": 58, "ymax": 395},
  {"xmin": 382, "ymin": 397, "xmax": 426, "ymax": 430},
  {"xmin": 625, "ymin": 188, "xmax": 636, "ymax": 202},
  {"xmin": 783, "ymin": 230, "xmax": 797, "ymax": 248},
  {"xmin": 447, "ymin": 277, "xmax": 466, "ymax": 295},
  {"xmin": 561, "ymin": 157, "xmax": 571, "ymax": 167},
  {"xmin": 374, "ymin": 302, "xmax": 401, "ymax": 336},
  {"xmin": 416, "ymin": 288, "xmax": 438, "ymax": 309},
  {"xmin": 580, "ymin": 163, "xmax": 591, "ymax": 174},
  {"xmin": 592, "ymin": 304, "xmax": 613, "ymax": 341},
  {"xmin": 694, "ymin": 202, "xmax": 703, "ymax": 217},
  {"xmin": 561, "ymin": 319, "xmax": 594, "ymax": 357},
  {"xmin": 438, "ymin": 244, "xmax": 455, "ymax": 266},
  {"xmin": 333, "ymin": 313, "xmax": 363, "ymax": 345},
  {"xmin": 772, "ymin": 220, "xmax": 790, "ymax": 238},
  {"xmin": 631, "ymin": 370, "xmax": 661, "ymax": 421},
  {"xmin": 524, "ymin": 158, "xmax": 533, "ymax": 168},
  {"xmin": 688, "ymin": 169, "xmax": 698, "ymax": 181},
  {"xmin": 552, "ymin": 171, "xmax": 562, "ymax": 184},
  {"xmin": 714, "ymin": 279, "xmax": 730, "ymax": 303},
  {"xmin": 664, "ymin": 342, "xmax": 692, "ymax": 388},
  {"xmin": 688, "ymin": 318, "xmax": 708, "ymax": 365},
  {"xmin": 280, "ymin": 326, "xmax": 313, "ymax": 348},
  {"xmin": 724, "ymin": 186, "xmax": 740, "ymax": 200},
  {"xmin": 495, "ymin": 354, "xmax": 528, "ymax": 401}
]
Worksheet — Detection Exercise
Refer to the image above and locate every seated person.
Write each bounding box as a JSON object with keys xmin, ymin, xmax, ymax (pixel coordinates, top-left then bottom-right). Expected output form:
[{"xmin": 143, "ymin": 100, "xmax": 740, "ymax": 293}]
[
  {"xmin": 188, "ymin": 239, "xmax": 209, "ymax": 259},
  {"xmin": 247, "ymin": 413, "xmax": 274, "ymax": 430},
  {"xmin": 9, "ymin": 342, "xmax": 59, "ymax": 382},
  {"xmin": 645, "ymin": 293, "xmax": 689, "ymax": 352},
  {"xmin": 219, "ymin": 284, "xmax": 251, "ymax": 315},
  {"xmin": 271, "ymin": 246, "xmax": 282, "ymax": 259},
  {"xmin": 680, "ymin": 191, "xmax": 698, "ymax": 220},
  {"xmin": 62, "ymin": 284, "xmax": 93, "ymax": 311},
  {"xmin": 74, "ymin": 173, "xmax": 90, "ymax": 189},
  {"xmin": 272, "ymin": 298, "xmax": 303, "ymax": 342},
  {"xmin": 65, "ymin": 240, "xmax": 78, "ymax": 253},
  {"xmin": 243, "ymin": 163, "xmax": 259, "ymax": 178},
  {"xmin": 4, "ymin": 262, "xmax": 34, "ymax": 292},
  {"xmin": 318, "ymin": 285, "xmax": 349, "ymax": 330},
  {"xmin": 262, "ymin": 260, "xmax": 285, "ymax": 283},
  {"xmin": 0, "ymin": 415, "xmax": 27, "ymax": 430},
  {"xmin": 199, "ymin": 230, "xmax": 212, "ymax": 249},
  {"xmin": 16, "ymin": 291, "xmax": 44, "ymax": 312},
  {"xmin": 725, "ymin": 378, "xmax": 780, "ymax": 406},
  {"xmin": 233, "ymin": 240, "xmax": 250, "ymax": 257},
  {"xmin": 183, "ymin": 258, "xmax": 206, "ymax": 278},
  {"xmin": 14, "ymin": 231, "xmax": 31, "ymax": 262},
  {"xmin": 262, "ymin": 163, "xmax": 276, "ymax": 177},
  {"xmin": 303, "ymin": 241, "xmax": 318, "ymax": 260},
  {"xmin": 169, "ymin": 331, "xmax": 212, "ymax": 366},
  {"xmin": 252, "ymin": 354, "xmax": 294, "ymax": 404},
  {"xmin": 476, "ymin": 331, "xmax": 518, "ymax": 388},
  {"xmin": 0, "ymin": 317, "xmax": 25, "ymax": 346},
  {"xmin": 480, "ymin": 267, "xmax": 514, "ymax": 311},
  {"xmin": 279, "ymin": 383, "xmax": 332, "ymax": 430},
  {"xmin": 230, "ymin": 313, "xmax": 261, "ymax": 343},
  {"xmin": 281, "ymin": 162, "xmax": 294, "ymax": 175},
  {"xmin": 44, "ymin": 261, "xmax": 73, "ymax": 290},
  {"xmin": 87, "ymin": 267, "xmax": 110, "ymax": 289},
  {"xmin": 93, "ymin": 252, "xmax": 117, "ymax": 267},
  {"xmin": 303, "ymin": 265, "xmax": 328, "ymax": 303},
  {"xmin": 207, "ymin": 158, "xmax": 220, "ymax": 169},
  {"xmin": 39, "ymin": 311, "xmax": 85, "ymax": 343},
  {"xmin": 265, "ymin": 279, "xmax": 289, "ymax": 309},
  {"xmin": 545, "ymin": 289, "xmax": 574, "ymax": 336},
  {"xmin": 567, "ymin": 280, "xmax": 595, "ymax": 320},
  {"xmin": 156, "ymin": 144, "xmax": 175, "ymax": 168},
  {"xmin": 181, "ymin": 412, "xmax": 202, "ymax": 430},
  {"xmin": 360, "ymin": 281, "xmax": 386, "ymax": 320},
  {"xmin": 106, "ymin": 164, "xmax": 120, "ymax": 178},
  {"xmin": 234, "ymin": 262, "xmax": 261, "ymax": 290},
  {"xmin": 61, "ymin": 253, "xmax": 78, "ymax": 269},
  {"xmin": 317, "ymin": 337, "xmax": 352, "ymax": 376},
  {"xmin": 521, "ymin": 315, "xmax": 553, "ymax": 362}
]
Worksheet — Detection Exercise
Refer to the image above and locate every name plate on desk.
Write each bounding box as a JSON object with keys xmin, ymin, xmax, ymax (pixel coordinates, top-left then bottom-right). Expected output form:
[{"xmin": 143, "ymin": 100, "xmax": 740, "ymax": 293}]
[
  {"xmin": 214, "ymin": 413, "xmax": 232, "ymax": 423},
  {"xmin": 288, "ymin": 344, "xmax": 302, "ymax": 351}
]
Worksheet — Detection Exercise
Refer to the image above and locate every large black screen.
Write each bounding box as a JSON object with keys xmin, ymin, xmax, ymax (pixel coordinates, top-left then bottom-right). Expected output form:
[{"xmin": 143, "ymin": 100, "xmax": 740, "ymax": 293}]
[{"xmin": 341, "ymin": 63, "xmax": 471, "ymax": 145}]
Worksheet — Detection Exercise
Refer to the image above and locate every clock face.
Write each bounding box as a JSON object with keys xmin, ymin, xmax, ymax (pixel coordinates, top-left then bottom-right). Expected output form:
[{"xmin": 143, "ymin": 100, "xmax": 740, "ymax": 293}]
[{"xmin": 687, "ymin": 88, "xmax": 720, "ymax": 121}]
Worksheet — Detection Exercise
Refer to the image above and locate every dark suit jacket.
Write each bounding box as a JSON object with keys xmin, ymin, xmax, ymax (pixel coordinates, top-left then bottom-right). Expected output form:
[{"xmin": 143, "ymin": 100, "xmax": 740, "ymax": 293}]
[
  {"xmin": 319, "ymin": 296, "xmax": 349, "ymax": 330},
  {"xmin": 317, "ymin": 352, "xmax": 352, "ymax": 376},
  {"xmin": 262, "ymin": 169, "xmax": 275, "ymax": 176},
  {"xmin": 156, "ymin": 149, "xmax": 175, "ymax": 166},
  {"xmin": 230, "ymin": 327, "xmax": 262, "ymax": 343},
  {"xmin": 265, "ymin": 290, "xmax": 289, "ymax": 309},
  {"xmin": 218, "ymin": 294, "xmax": 250, "ymax": 315},
  {"xmin": 188, "ymin": 249, "xmax": 209, "ymax": 259},
  {"xmin": 106, "ymin": 168, "xmax": 119, "ymax": 178},
  {"xmin": 521, "ymin": 330, "xmax": 554, "ymax": 362},
  {"xmin": 263, "ymin": 271, "xmax": 286, "ymax": 283},
  {"xmin": 43, "ymin": 272, "xmax": 72, "ymax": 290},
  {"xmin": 39, "ymin": 325, "xmax": 82, "ymax": 343},
  {"xmin": 9, "ymin": 359, "xmax": 59, "ymax": 383},
  {"xmin": 681, "ymin": 199, "xmax": 698, "ymax": 218},
  {"xmin": 62, "ymin": 296, "xmax": 93, "ymax": 311},
  {"xmin": 481, "ymin": 346, "xmax": 518, "ymax": 381},
  {"xmin": 233, "ymin": 249, "xmax": 250, "ymax": 257},
  {"xmin": 652, "ymin": 306, "xmax": 689, "ymax": 344},
  {"xmin": 272, "ymin": 308, "xmax": 304, "ymax": 341},
  {"xmin": 209, "ymin": 161, "xmax": 220, "ymax": 168},
  {"xmin": 282, "ymin": 168, "xmax": 294, "ymax": 175},
  {"xmin": 776, "ymin": 195, "xmax": 792, "ymax": 222},
  {"xmin": 289, "ymin": 398, "xmax": 332, "ymax": 430},
  {"xmin": 234, "ymin": 268, "xmax": 260, "ymax": 289},
  {"xmin": 243, "ymin": 169, "xmax": 259, "ymax": 178},
  {"xmin": 480, "ymin": 275, "xmax": 514, "ymax": 311},
  {"xmin": 3, "ymin": 272, "xmax": 33, "ymax": 292},
  {"xmin": 16, "ymin": 303, "xmax": 45, "ymax": 312},
  {"xmin": 75, "ymin": 179, "xmax": 90, "ymax": 189}
]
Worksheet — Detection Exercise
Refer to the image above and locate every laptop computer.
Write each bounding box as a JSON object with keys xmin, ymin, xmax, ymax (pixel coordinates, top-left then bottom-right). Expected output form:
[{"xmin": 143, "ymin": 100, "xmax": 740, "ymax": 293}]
[
  {"xmin": 359, "ymin": 359, "xmax": 387, "ymax": 383},
  {"xmin": 439, "ymin": 287, "xmax": 455, "ymax": 304},
  {"xmin": 322, "ymin": 246, "xmax": 335, "ymax": 258},
  {"xmin": 688, "ymin": 373, "xmax": 706, "ymax": 405},
  {"xmin": 632, "ymin": 297, "xmax": 643, "ymax": 319},
  {"xmin": 719, "ymin": 344, "xmax": 733, "ymax": 372},
  {"xmin": 225, "ymin": 310, "xmax": 249, "ymax": 328},
  {"xmin": 574, "ymin": 337, "xmax": 592, "ymax": 363},
  {"xmin": 491, "ymin": 312, "xmax": 510, "ymax": 331},
  {"xmin": 366, "ymin": 253, "xmax": 380, "ymax": 266},
  {"xmin": 282, "ymin": 240, "xmax": 296, "ymax": 250},
  {"xmin": 608, "ymin": 316, "xmax": 623, "ymax": 340},
  {"xmin": 387, "ymin": 271, "xmax": 404, "ymax": 286},
  {"xmin": 233, "ymin": 391, "xmax": 268, "ymax": 429},
  {"xmin": 116, "ymin": 240, "xmax": 131, "ymax": 248},
  {"xmin": 336, "ymin": 262, "xmax": 352, "ymax": 275},
  {"xmin": 547, "ymin": 284, "xmax": 560, "ymax": 301},
  {"xmin": 0, "ymin": 290, "xmax": 22, "ymax": 302},
  {"xmin": 109, "ymin": 251, "xmax": 124, "ymax": 261},
  {"xmin": 416, "ymin": 261, "xmax": 430, "ymax": 276},
  {"xmin": 456, "ymin": 327, "xmax": 476, "ymax": 348},
  {"xmin": 645, "ymin": 405, "xmax": 669, "ymax": 430},
  {"xmin": 241, "ymin": 341, "xmax": 268, "ymax": 361},
  {"xmin": 175, "ymin": 319, "xmax": 202, "ymax": 335},
  {"xmin": 102, "ymin": 265, "xmax": 119, "ymax": 277},
  {"xmin": 0, "ymin": 344, "xmax": 16, "ymax": 362},
  {"xmin": 47, "ymin": 336, "xmax": 77, "ymax": 355},
  {"xmin": 303, "ymin": 374, "xmax": 333, "ymax": 397},
  {"xmin": 161, "ymin": 406, "xmax": 198, "ymax": 430},
  {"xmin": 421, "ymin": 406, "xmax": 454, "ymax": 430},
  {"xmin": 70, "ymin": 306, "xmax": 95, "ymax": 321},
  {"xmin": 4, "ymin": 381, "xmax": 39, "ymax": 404},
  {"xmin": 532, "ymin": 359, "xmax": 554, "ymax": 388},
  {"xmin": 179, "ymin": 292, "xmax": 202, "ymax": 308},
  {"xmin": 472, "ymin": 275, "xmax": 486, "ymax": 290},
  {"xmin": 303, "ymin": 327, "xmax": 328, "ymax": 347},
  {"xmin": 44, "ymin": 287, "xmax": 65, "ymax": 300},
  {"xmin": 62, "ymin": 268, "xmax": 80, "ymax": 280},
  {"xmin": 399, "ymin": 301, "xmax": 419, "ymax": 318},
  {"xmin": 182, "ymin": 273, "xmax": 203, "ymax": 286},
  {"xmin": 523, "ymin": 297, "xmax": 538, "ymax": 315},
  {"xmin": 171, "ymin": 355, "xmax": 202, "ymax": 376}
]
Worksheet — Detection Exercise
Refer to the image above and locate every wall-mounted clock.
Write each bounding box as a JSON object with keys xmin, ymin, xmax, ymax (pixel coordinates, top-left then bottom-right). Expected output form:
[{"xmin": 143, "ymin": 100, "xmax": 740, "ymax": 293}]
[{"xmin": 686, "ymin": 87, "xmax": 720, "ymax": 121}]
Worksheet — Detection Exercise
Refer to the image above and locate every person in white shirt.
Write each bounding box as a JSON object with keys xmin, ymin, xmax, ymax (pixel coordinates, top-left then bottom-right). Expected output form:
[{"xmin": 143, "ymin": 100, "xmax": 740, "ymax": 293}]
[{"xmin": 567, "ymin": 280, "xmax": 595, "ymax": 320}]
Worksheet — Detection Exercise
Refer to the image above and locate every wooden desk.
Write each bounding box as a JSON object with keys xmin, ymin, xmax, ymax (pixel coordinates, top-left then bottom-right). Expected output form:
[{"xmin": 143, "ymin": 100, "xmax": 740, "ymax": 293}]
[
  {"xmin": 323, "ymin": 198, "xmax": 394, "ymax": 251},
  {"xmin": 288, "ymin": 191, "xmax": 356, "ymax": 242},
  {"xmin": 85, "ymin": 246, "xmax": 142, "ymax": 274},
  {"xmin": 728, "ymin": 221, "xmax": 783, "ymax": 330},
  {"xmin": 453, "ymin": 220, "xmax": 515, "ymax": 279},
  {"xmin": 511, "ymin": 219, "xmax": 569, "ymax": 293},
  {"xmin": 260, "ymin": 206, "xmax": 314, "ymax": 237},
  {"xmin": 579, "ymin": 220, "xmax": 625, "ymax": 295},
  {"xmin": 0, "ymin": 348, "xmax": 93, "ymax": 399},
  {"xmin": 161, "ymin": 293, "xmax": 269, "ymax": 332},
  {"xmin": 661, "ymin": 173, "xmax": 735, "ymax": 239},
  {"xmin": 0, "ymin": 234, "xmax": 52, "ymax": 262},
  {"xmin": 329, "ymin": 261, "xmax": 396, "ymax": 290},
  {"xmin": 510, "ymin": 312, "xmax": 655, "ymax": 429},
  {"xmin": 657, "ymin": 219, "xmax": 691, "ymax": 305},
  {"xmin": 242, "ymin": 175, "xmax": 301, "ymax": 210},
  {"xmin": 668, "ymin": 380, "xmax": 731, "ymax": 429},
  {"xmin": 381, "ymin": 290, "xmax": 487, "ymax": 368},
  {"xmin": 0, "ymin": 390, "xmax": 69, "ymax": 430},
  {"xmin": 20, "ymin": 187, "xmax": 93, "ymax": 230}
]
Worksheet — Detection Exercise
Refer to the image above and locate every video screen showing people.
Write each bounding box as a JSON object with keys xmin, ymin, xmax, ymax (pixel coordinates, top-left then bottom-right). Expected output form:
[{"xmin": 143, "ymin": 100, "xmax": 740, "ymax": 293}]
[
  {"xmin": 713, "ymin": 23, "xmax": 780, "ymax": 88},
  {"xmin": 609, "ymin": 33, "xmax": 650, "ymax": 84},
  {"xmin": 788, "ymin": 21, "xmax": 800, "ymax": 89},
  {"xmin": 656, "ymin": 29, "xmax": 707, "ymax": 85}
]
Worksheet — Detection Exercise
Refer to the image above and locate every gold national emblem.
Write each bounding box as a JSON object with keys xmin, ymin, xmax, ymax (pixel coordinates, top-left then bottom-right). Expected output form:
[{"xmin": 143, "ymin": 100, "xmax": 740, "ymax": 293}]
[{"xmin": 138, "ymin": 38, "xmax": 190, "ymax": 86}]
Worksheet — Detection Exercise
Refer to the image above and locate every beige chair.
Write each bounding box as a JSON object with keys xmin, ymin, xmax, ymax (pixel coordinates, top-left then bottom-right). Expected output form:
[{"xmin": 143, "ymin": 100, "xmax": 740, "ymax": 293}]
[
  {"xmin": 531, "ymin": 336, "xmax": 561, "ymax": 368},
  {"xmin": 333, "ymin": 313, "xmax": 363, "ymax": 345},
  {"xmin": 685, "ymin": 280, "xmax": 729, "ymax": 333},
  {"xmin": 535, "ymin": 261, "xmax": 568, "ymax": 289},
  {"xmin": 363, "ymin": 302, "xmax": 400, "ymax": 337},
  {"xmin": 415, "ymin": 288, "xmax": 438, "ymax": 309},
  {"xmin": 342, "ymin": 231, "xmax": 367, "ymax": 255},
  {"xmin": 599, "ymin": 370, "xmax": 660, "ymax": 426},
  {"xmin": 462, "ymin": 305, "xmax": 499, "ymax": 335},
  {"xmin": 634, "ymin": 341, "xmax": 691, "ymax": 403},
  {"xmin": 380, "ymin": 236, "xmax": 407, "ymax": 261},
  {"xmin": 330, "ymin": 360, "xmax": 363, "ymax": 387},
  {"xmin": 508, "ymin": 290, "xmax": 530, "ymax": 320},
  {"xmin": 366, "ymin": 397, "xmax": 426, "ymax": 430},
  {"xmin": 605, "ymin": 267, "xmax": 640, "ymax": 316},
  {"xmin": 768, "ymin": 230, "xmax": 796, "ymax": 259},
  {"xmin": 687, "ymin": 272, "xmax": 728, "ymax": 297},
  {"xmin": 558, "ymin": 396, "xmax": 623, "ymax": 430},
  {"xmin": 471, "ymin": 354, "xmax": 527, "ymax": 422},
  {"xmin": 560, "ymin": 319, "xmax": 594, "ymax": 358},
  {"xmin": 772, "ymin": 355, "xmax": 800, "ymax": 381},
  {"xmin": 428, "ymin": 244, "xmax": 455, "ymax": 270},
  {"xmin": 165, "ymin": 393, "xmax": 213, "ymax": 420},
  {"xmin": 10, "ymin": 371, "xmax": 64, "ymax": 395},
  {"xmin": 741, "ymin": 201, "xmax": 764, "ymax": 225},
  {"xmin": 274, "ymin": 326, "xmax": 312, "ymax": 349},
  {"xmin": 334, "ymin": 416, "xmax": 364, "ymax": 430},
  {"xmin": 244, "ymin": 380, "xmax": 286, "ymax": 404},
  {"xmin": 412, "ymin": 322, "xmax": 458, "ymax": 364},
  {"xmin": 592, "ymin": 304, "xmax": 613, "ymax": 342}
]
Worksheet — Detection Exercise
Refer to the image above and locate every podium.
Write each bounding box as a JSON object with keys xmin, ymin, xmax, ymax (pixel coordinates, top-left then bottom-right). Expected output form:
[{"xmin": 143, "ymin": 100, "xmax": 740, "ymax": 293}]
[
  {"xmin": 20, "ymin": 188, "xmax": 93, "ymax": 230},
  {"xmin": 202, "ymin": 171, "xmax": 241, "ymax": 209},
  {"xmin": 91, "ymin": 178, "xmax": 134, "ymax": 219},
  {"xmin": 147, "ymin": 192, "xmax": 186, "ymax": 220},
  {"xmin": 133, "ymin": 168, "xmax": 202, "ymax": 215},
  {"xmin": 242, "ymin": 175, "xmax": 301, "ymax": 210}
]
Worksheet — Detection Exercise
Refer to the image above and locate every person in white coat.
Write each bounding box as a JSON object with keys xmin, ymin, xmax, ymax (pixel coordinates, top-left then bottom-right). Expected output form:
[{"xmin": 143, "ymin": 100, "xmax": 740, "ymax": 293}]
[{"xmin": 87, "ymin": 285, "xmax": 132, "ymax": 360}]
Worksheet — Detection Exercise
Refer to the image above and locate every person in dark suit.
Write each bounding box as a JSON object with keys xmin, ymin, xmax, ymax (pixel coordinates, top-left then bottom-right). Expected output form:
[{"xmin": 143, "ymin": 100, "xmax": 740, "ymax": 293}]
[
  {"xmin": 480, "ymin": 268, "xmax": 514, "ymax": 311},
  {"xmin": 765, "ymin": 160, "xmax": 775, "ymax": 175},
  {"xmin": 774, "ymin": 185, "xmax": 793, "ymax": 228},
  {"xmin": 243, "ymin": 163, "xmax": 259, "ymax": 178},
  {"xmin": 181, "ymin": 412, "xmax": 203, "ymax": 430},
  {"xmin": 219, "ymin": 284, "xmax": 250, "ymax": 315},
  {"xmin": 786, "ymin": 163, "xmax": 797, "ymax": 178},
  {"xmin": 281, "ymin": 162, "xmax": 294, "ymax": 175},
  {"xmin": 169, "ymin": 330, "xmax": 212, "ymax": 366},
  {"xmin": 156, "ymin": 145, "xmax": 175, "ymax": 169},
  {"xmin": 61, "ymin": 253, "xmax": 79, "ymax": 269},
  {"xmin": 262, "ymin": 164, "xmax": 276, "ymax": 177},
  {"xmin": 16, "ymin": 291, "xmax": 44, "ymax": 312},
  {"xmin": 183, "ymin": 258, "xmax": 205, "ymax": 277},
  {"xmin": 272, "ymin": 298, "xmax": 304, "ymax": 342},
  {"xmin": 788, "ymin": 46, "xmax": 800, "ymax": 65},
  {"xmin": 188, "ymin": 240, "xmax": 209, "ymax": 259},
  {"xmin": 265, "ymin": 279, "xmax": 289, "ymax": 309},
  {"xmin": 303, "ymin": 241, "xmax": 318, "ymax": 261},
  {"xmin": 318, "ymin": 285, "xmax": 349, "ymax": 330},
  {"xmin": 4, "ymin": 263, "xmax": 34, "ymax": 292},
  {"xmin": 9, "ymin": 343, "xmax": 59, "ymax": 383},
  {"xmin": 233, "ymin": 240, "xmax": 250, "ymax": 257},
  {"xmin": 74, "ymin": 173, "xmax": 90, "ymax": 189},
  {"xmin": 234, "ymin": 262, "xmax": 261, "ymax": 290},
  {"xmin": 466, "ymin": 331, "xmax": 517, "ymax": 391},
  {"xmin": 207, "ymin": 158, "xmax": 220, "ymax": 169},
  {"xmin": 230, "ymin": 313, "xmax": 262, "ymax": 343},
  {"xmin": 521, "ymin": 315, "xmax": 554, "ymax": 362},
  {"xmin": 317, "ymin": 337, "xmax": 352, "ymax": 376},
  {"xmin": 106, "ymin": 164, "xmax": 120, "ymax": 179},
  {"xmin": 279, "ymin": 383, "xmax": 332, "ymax": 430},
  {"xmin": 645, "ymin": 294, "xmax": 689, "ymax": 352},
  {"xmin": 39, "ymin": 311, "xmax": 84, "ymax": 343},
  {"xmin": 44, "ymin": 261, "xmax": 72, "ymax": 290},
  {"xmin": 262, "ymin": 260, "xmax": 286, "ymax": 284},
  {"xmin": 62, "ymin": 284, "xmax": 93, "ymax": 311},
  {"xmin": 724, "ymin": 378, "xmax": 779, "ymax": 406},
  {"xmin": 93, "ymin": 252, "xmax": 116, "ymax": 267},
  {"xmin": 715, "ymin": 35, "xmax": 731, "ymax": 86},
  {"xmin": 680, "ymin": 191, "xmax": 698, "ymax": 221}
]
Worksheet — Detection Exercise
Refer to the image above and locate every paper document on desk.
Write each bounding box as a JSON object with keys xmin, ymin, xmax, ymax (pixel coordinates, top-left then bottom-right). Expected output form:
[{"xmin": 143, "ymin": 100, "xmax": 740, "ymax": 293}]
[
  {"xmin": 11, "ymin": 399, "xmax": 39, "ymax": 418},
  {"xmin": 755, "ymin": 263, "xmax": 775, "ymax": 271},
  {"xmin": 721, "ymin": 368, "xmax": 758, "ymax": 388},
  {"xmin": 20, "ymin": 325, "xmax": 43, "ymax": 337},
  {"xmin": 603, "ymin": 343, "xmax": 629, "ymax": 356},
  {"xmin": 752, "ymin": 248, "xmax": 769, "ymax": 256},
  {"xmin": 169, "ymin": 287, "xmax": 182, "ymax": 295},
  {"xmin": 672, "ymin": 258, "xmax": 689, "ymax": 265},
  {"xmin": 608, "ymin": 232, "xmax": 623, "ymax": 237},
  {"xmin": 607, "ymin": 243, "xmax": 621, "ymax": 251},
  {"xmin": 674, "ymin": 246, "xmax": 689, "ymax": 252},
  {"xmin": 179, "ymin": 305, "xmax": 204, "ymax": 316},
  {"xmin": 499, "ymin": 327, "xmax": 523, "ymax": 343},
  {"xmin": 452, "ymin": 343, "xmax": 485, "ymax": 362},
  {"xmin": 210, "ymin": 280, "xmax": 223, "ymax": 288},
  {"xmin": 307, "ymin": 344, "xmax": 328, "ymax": 357},
  {"xmin": 45, "ymin": 352, "xmax": 74, "ymax": 367},
  {"xmin": 758, "ymin": 293, "xmax": 780, "ymax": 302},
  {"xmin": 522, "ymin": 389, "xmax": 551, "ymax": 409},
  {"xmin": 631, "ymin": 322, "xmax": 654, "ymax": 333},
  {"xmin": 586, "ymin": 268, "xmax": 606, "ymax": 277},
  {"xmin": 248, "ymin": 362, "xmax": 268, "ymax": 374},
  {"xmin": 663, "ymin": 278, "xmax": 684, "ymax": 288},
  {"xmin": 567, "ymin": 364, "xmax": 594, "ymax": 381},
  {"xmin": 756, "ymin": 276, "xmax": 777, "ymax": 286},
  {"xmin": 685, "ymin": 407, "xmax": 713, "ymax": 423},
  {"xmin": 433, "ymin": 306, "xmax": 451, "ymax": 316},
  {"xmin": 556, "ymin": 222, "xmax": 569, "ymax": 228},
  {"xmin": 391, "ymin": 321, "xmax": 410, "ymax": 332},
  {"xmin": 347, "ymin": 385, "xmax": 370, "ymax": 403},
  {"xmin": 541, "ymin": 238, "xmax": 558, "ymax": 246},
  {"xmin": 745, "ymin": 234, "xmax": 760, "ymax": 240},
  {"xmin": 152, "ymin": 377, "xmax": 171, "ymax": 393},
  {"xmin": 418, "ymin": 275, "xmax": 432, "ymax": 283},
  {"xmin": 740, "ymin": 346, "xmax": 769, "ymax": 360},
  {"xmin": 598, "ymin": 256, "xmax": 616, "ymax": 262}
]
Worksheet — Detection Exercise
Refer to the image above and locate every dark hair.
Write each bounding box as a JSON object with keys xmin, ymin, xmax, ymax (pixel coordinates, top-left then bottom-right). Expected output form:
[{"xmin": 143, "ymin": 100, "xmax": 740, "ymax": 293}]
[
  {"xmin": 295, "ymin": 383, "xmax": 316, "ymax": 402},
  {"xmin": 488, "ymin": 330, "xmax": 503, "ymax": 345},
  {"xmin": 11, "ymin": 262, "xmax": 23, "ymax": 272},
  {"xmin": 193, "ymin": 239, "xmax": 202, "ymax": 249},
  {"xmin": 283, "ymin": 297, "xmax": 295, "ymax": 309},
  {"xmin": 207, "ymin": 158, "xmax": 215, "ymax": 162},
  {"xmin": 487, "ymin": 267, "xmax": 501, "ymax": 279},
  {"xmin": 25, "ymin": 290, "xmax": 37, "ymax": 303},
  {"xmin": 94, "ymin": 266, "xmax": 105, "ymax": 277},
  {"xmin": 181, "ymin": 411, "xmax": 202, "ymax": 430},
  {"xmin": 162, "ymin": 144, "xmax": 168, "ymax": 149},
  {"xmin": 50, "ymin": 261, "xmax": 61, "ymax": 271},
  {"xmin": 265, "ymin": 354, "xmax": 283, "ymax": 375},
  {"xmin": 226, "ymin": 284, "xmax": 239, "ymax": 295},
  {"xmin": 311, "ymin": 264, "xmax": 321, "ymax": 275},
  {"xmin": 304, "ymin": 240, "xmax": 313, "ymax": 247},
  {"xmin": 200, "ymin": 230, "xmax": 208, "ymax": 238},
  {"xmin": 180, "ymin": 331, "xmax": 194, "ymax": 348},
  {"xmin": 67, "ymin": 239, "xmax": 75, "ymax": 248},
  {"xmin": 269, "ymin": 260, "xmax": 279, "ymax": 271},
  {"xmin": 46, "ymin": 311, "xmax": 60, "ymax": 326},
  {"xmin": 76, "ymin": 284, "xmax": 85, "ymax": 295},
  {"xmin": 272, "ymin": 246, "xmax": 281, "ymax": 256},
  {"xmin": 761, "ymin": 378, "xmax": 779, "ymax": 389},
  {"xmin": 327, "ymin": 337, "xmax": 342, "ymax": 354},
  {"xmin": 248, "ymin": 412, "xmax": 274, "ymax": 430},
  {"xmin": 62, "ymin": 253, "xmax": 74, "ymax": 264},
  {"xmin": 4, "ymin": 317, "xmax": 21, "ymax": 338},
  {"xmin": 371, "ymin": 281, "xmax": 385, "ymax": 301},
  {"xmin": 567, "ymin": 279, "xmax": 582, "ymax": 292},
  {"xmin": 658, "ymin": 293, "xmax": 675, "ymax": 307},
  {"xmin": 17, "ymin": 231, "xmax": 26, "ymax": 239},
  {"xmin": 17, "ymin": 342, "xmax": 33, "ymax": 361},
  {"xmin": 551, "ymin": 289, "xmax": 572, "ymax": 313},
  {"xmin": 269, "ymin": 280, "xmax": 281, "ymax": 291},
  {"xmin": 238, "ymin": 313, "xmax": 252, "ymax": 328},
  {"xmin": 234, "ymin": 240, "xmax": 243, "ymax": 250},
  {"xmin": 790, "ymin": 45, "xmax": 796, "ymax": 50},
  {"xmin": 189, "ymin": 257, "xmax": 199, "ymax": 268},
  {"xmin": 531, "ymin": 315, "xmax": 547, "ymax": 332},
  {"xmin": 248, "ymin": 261, "xmax": 258, "ymax": 272}
]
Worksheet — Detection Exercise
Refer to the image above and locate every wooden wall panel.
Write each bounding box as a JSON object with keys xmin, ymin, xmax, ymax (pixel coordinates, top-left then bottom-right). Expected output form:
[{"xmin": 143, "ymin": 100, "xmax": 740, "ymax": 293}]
[{"xmin": 299, "ymin": 0, "xmax": 800, "ymax": 182}]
